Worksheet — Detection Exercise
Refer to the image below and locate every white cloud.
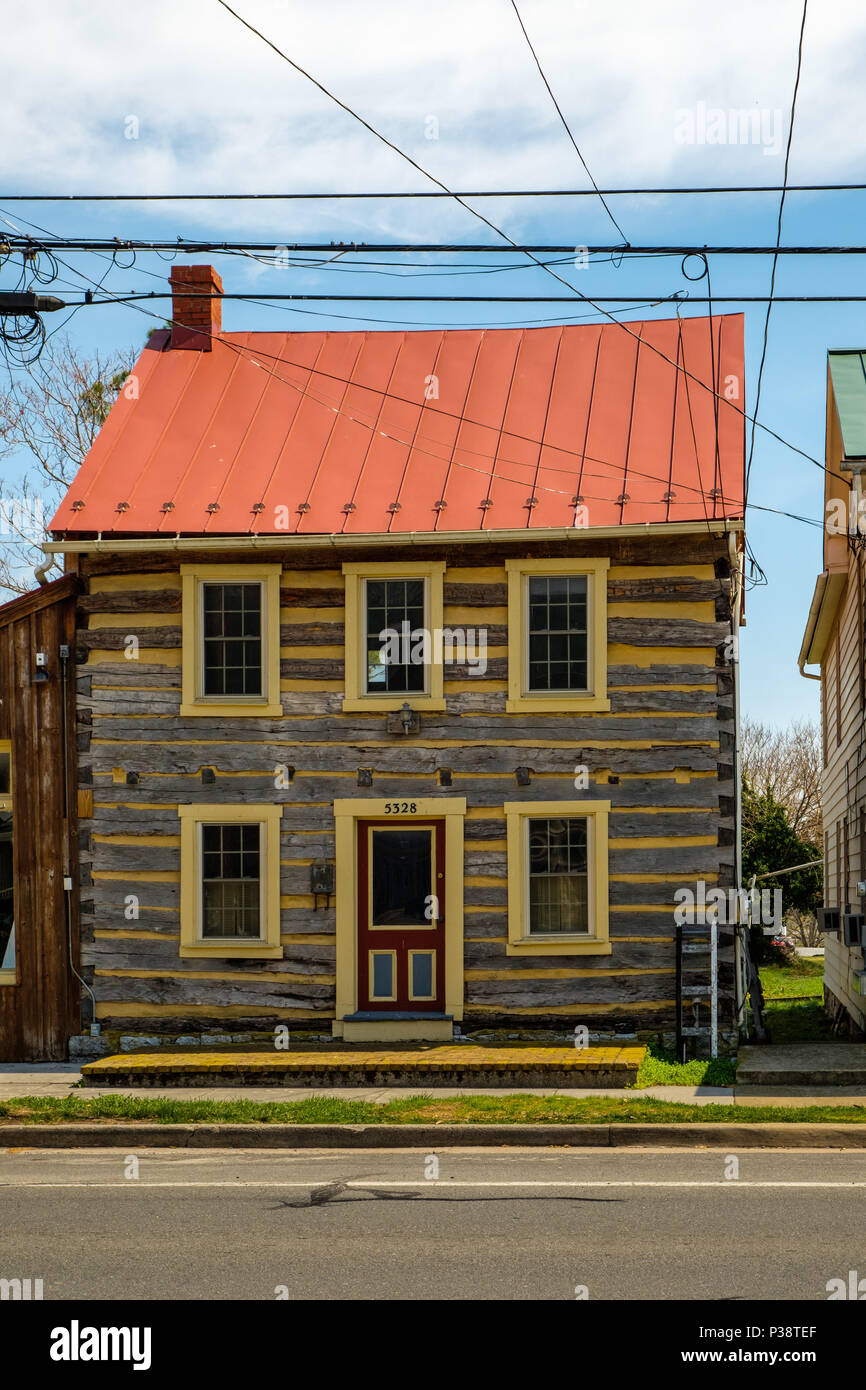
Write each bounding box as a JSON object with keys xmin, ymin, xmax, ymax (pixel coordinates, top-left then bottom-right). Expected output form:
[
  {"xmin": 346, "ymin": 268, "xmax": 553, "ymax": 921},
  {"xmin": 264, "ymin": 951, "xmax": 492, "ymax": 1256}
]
[{"xmin": 2, "ymin": 0, "xmax": 864, "ymax": 242}]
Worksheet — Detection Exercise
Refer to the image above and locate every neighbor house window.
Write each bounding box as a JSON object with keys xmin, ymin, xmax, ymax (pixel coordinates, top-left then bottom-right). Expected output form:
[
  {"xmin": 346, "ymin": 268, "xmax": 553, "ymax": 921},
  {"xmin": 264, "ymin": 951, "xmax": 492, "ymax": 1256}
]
[
  {"xmin": 505, "ymin": 799, "xmax": 610, "ymax": 956},
  {"xmin": 505, "ymin": 558, "xmax": 609, "ymax": 713},
  {"xmin": 178, "ymin": 804, "xmax": 282, "ymax": 958},
  {"xmin": 342, "ymin": 561, "xmax": 446, "ymax": 711},
  {"xmin": 0, "ymin": 742, "xmax": 13, "ymax": 984},
  {"xmin": 180, "ymin": 564, "xmax": 282, "ymax": 717}
]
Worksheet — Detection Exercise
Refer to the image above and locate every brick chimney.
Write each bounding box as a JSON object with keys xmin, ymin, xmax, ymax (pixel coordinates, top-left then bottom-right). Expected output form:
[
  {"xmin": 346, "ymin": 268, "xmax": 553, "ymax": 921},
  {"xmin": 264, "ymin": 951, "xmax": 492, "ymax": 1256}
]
[{"xmin": 169, "ymin": 264, "xmax": 223, "ymax": 350}]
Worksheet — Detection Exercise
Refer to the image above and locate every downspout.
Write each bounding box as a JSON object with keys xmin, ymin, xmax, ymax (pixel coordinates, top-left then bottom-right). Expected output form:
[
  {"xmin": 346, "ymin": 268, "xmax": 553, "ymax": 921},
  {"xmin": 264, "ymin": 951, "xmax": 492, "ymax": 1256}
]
[{"xmin": 34, "ymin": 545, "xmax": 58, "ymax": 587}]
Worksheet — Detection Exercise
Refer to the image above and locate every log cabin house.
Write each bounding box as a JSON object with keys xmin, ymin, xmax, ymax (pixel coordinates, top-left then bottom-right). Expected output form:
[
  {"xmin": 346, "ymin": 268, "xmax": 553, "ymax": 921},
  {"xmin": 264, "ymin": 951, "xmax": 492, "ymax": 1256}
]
[
  {"xmin": 0, "ymin": 266, "xmax": 747, "ymax": 1059},
  {"xmin": 799, "ymin": 350, "xmax": 866, "ymax": 1037}
]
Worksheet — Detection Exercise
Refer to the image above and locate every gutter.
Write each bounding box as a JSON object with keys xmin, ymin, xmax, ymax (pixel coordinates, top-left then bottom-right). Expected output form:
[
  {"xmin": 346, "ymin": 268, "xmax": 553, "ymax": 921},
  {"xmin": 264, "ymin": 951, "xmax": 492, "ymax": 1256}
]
[
  {"xmin": 43, "ymin": 517, "xmax": 745, "ymax": 557},
  {"xmin": 798, "ymin": 568, "xmax": 847, "ymax": 681}
]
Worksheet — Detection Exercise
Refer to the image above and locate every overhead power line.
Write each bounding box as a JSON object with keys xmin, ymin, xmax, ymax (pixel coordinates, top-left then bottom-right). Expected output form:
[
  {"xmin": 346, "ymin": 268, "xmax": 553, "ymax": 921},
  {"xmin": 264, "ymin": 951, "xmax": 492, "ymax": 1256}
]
[
  {"xmin": 508, "ymin": 0, "xmax": 628, "ymax": 242},
  {"xmin": 209, "ymin": 0, "xmax": 851, "ymax": 494},
  {"xmin": 1, "ymin": 183, "xmax": 863, "ymax": 201},
  {"xmin": 5, "ymin": 237, "xmax": 866, "ymax": 255},
  {"xmin": 745, "ymin": 0, "xmax": 809, "ymax": 506},
  {"xmin": 67, "ymin": 290, "xmax": 866, "ymax": 305}
]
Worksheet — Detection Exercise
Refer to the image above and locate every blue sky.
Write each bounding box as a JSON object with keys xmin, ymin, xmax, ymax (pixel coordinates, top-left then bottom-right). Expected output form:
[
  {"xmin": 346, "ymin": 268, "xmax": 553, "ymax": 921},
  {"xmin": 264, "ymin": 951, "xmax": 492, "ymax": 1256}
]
[{"xmin": 3, "ymin": 0, "xmax": 865, "ymax": 729}]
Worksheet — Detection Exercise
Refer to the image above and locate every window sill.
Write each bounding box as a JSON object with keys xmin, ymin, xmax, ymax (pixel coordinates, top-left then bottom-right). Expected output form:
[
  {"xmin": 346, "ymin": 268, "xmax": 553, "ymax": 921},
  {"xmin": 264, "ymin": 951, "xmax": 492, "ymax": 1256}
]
[
  {"xmin": 505, "ymin": 695, "xmax": 610, "ymax": 714},
  {"xmin": 506, "ymin": 936, "xmax": 612, "ymax": 957},
  {"xmin": 341, "ymin": 696, "xmax": 447, "ymax": 713},
  {"xmin": 179, "ymin": 701, "xmax": 283, "ymax": 719},
  {"xmin": 0, "ymin": 968, "xmax": 17, "ymax": 985},
  {"xmin": 179, "ymin": 943, "xmax": 283, "ymax": 959}
]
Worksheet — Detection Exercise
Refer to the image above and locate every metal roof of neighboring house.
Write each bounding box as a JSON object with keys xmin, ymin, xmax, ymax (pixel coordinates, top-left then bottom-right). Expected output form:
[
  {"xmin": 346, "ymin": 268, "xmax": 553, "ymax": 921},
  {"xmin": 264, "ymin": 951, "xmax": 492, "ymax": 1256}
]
[
  {"xmin": 50, "ymin": 315, "xmax": 746, "ymax": 538},
  {"xmin": 828, "ymin": 350, "xmax": 866, "ymax": 462}
]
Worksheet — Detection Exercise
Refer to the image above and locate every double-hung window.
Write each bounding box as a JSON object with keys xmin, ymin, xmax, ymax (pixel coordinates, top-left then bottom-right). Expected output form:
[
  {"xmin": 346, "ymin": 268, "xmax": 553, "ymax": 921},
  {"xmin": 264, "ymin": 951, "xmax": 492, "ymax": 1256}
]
[
  {"xmin": 505, "ymin": 558, "xmax": 609, "ymax": 712},
  {"xmin": 342, "ymin": 561, "xmax": 446, "ymax": 710},
  {"xmin": 181, "ymin": 565, "xmax": 282, "ymax": 717},
  {"xmin": 506, "ymin": 800, "xmax": 610, "ymax": 955},
  {"xmin": 179, "ymin": 805, "xmax": 282, "ymax": 958}
]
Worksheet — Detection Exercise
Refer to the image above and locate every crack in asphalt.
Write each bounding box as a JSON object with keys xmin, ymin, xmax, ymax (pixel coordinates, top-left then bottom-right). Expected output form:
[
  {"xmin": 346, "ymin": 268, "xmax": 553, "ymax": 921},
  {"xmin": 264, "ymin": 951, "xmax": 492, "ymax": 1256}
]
[{"xmin": 272, "ymin": 1183, "xmax": 625, "ymax": 1210}]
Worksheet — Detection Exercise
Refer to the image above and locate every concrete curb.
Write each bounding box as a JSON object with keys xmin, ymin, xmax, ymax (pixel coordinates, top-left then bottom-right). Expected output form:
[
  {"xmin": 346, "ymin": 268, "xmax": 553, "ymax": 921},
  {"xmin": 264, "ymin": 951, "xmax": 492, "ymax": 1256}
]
[{"xmin": 1, "ymin": 1121, "xmax": 866, "ymax": 1149}]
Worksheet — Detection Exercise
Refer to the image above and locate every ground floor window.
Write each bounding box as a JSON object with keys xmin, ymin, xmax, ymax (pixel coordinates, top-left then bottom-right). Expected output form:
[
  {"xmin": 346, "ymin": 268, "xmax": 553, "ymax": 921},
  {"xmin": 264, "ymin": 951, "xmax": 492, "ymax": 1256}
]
[
  {"xmin": 178, "ymin": 804, "xmax": 282, "ymax": 958},
  {"xmin": 505, "ymin": 799, "xmax": 611, "ymax": 956}
]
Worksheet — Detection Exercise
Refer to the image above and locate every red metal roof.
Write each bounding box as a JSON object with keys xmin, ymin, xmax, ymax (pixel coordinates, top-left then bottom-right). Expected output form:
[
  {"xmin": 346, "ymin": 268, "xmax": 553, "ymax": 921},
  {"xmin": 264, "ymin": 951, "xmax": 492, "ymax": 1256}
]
[{"xmin": 50, "ymin": 316, "xmax": 745, "ymax": 537}]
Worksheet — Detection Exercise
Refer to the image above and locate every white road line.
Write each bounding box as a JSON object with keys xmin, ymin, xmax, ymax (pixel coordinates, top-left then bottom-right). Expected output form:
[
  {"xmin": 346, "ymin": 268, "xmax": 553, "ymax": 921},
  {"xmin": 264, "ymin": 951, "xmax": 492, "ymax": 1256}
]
[{"xmin": 1, "ymin": 1179, "xmax": 866, "ymax": 1190}]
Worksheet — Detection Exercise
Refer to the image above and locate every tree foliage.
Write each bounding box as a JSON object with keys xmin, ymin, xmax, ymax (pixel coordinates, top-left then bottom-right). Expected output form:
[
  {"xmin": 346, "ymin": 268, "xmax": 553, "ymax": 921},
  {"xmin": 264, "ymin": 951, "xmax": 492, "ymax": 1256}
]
[{"xmin": 741, "ymin": 779, "xmax": 823, "ymax": 916}]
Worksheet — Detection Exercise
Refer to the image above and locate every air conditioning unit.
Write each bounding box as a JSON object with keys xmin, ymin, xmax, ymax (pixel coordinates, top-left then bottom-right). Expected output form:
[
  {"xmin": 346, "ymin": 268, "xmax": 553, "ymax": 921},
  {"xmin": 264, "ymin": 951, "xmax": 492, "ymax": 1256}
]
[
  {"xmin": 818, "ymin": 907, "xmax": 841, "ymax": 934},
  {"xmin": 842, "ymin": 912, "xmax": 865, "ymax": 947}
]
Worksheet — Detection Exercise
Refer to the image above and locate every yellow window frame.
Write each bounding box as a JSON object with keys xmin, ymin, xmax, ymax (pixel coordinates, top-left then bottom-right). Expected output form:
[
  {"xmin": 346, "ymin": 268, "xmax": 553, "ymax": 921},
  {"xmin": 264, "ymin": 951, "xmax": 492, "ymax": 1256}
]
[
  {"xmin": 505, "ymin": 799, "xmax": 611, "ymax": 955},
  {"xmin": 178, "ymin": 803, "xmax": 283, "ymax": 958},
  {"xmin": 342, "ymin": 560, "xmax": 446, "ymax": 711},
  {"xmin": 0, "ymin": 738, "xmax": 13, "ymax": 985},
  {"xmin": 505, "ymin": 557, "xmax": 610, "ymax": 713},
  {"xmin": 180, "ymin": 564, "xmax": 282, "ymax": 717}
]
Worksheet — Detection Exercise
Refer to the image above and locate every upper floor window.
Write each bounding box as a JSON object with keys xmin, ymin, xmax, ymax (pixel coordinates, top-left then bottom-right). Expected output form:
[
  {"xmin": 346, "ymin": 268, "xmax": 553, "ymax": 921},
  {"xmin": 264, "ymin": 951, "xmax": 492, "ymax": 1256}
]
[
  {"xmin": 342, "ymin": 561, "xmax": 446, "ymax": 711},
  {"xmin": 527, "ymin": 574, "xmax": 588, "ymax": 692},
  {"xmin": 505, "ymin": 558, "xmax": 610, "ymax": 713},
  {"xmin": 365, "ymin": 578, "xmax": 426, "ymax": 694},
  {"xmin": 202, "ymin": 582, "xmax": 262, "ymax": 697},
  {"xmin": 180, "ymin": 564, "xmax": 282, "ymax": 717}
]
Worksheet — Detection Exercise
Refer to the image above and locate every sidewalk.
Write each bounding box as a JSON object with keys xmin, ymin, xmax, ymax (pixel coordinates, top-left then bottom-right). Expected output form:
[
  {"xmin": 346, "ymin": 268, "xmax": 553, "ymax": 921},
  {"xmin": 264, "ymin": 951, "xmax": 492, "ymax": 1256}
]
[{"xmin": 3, "ymin": 1066, "xmax": 866, "ymax": 1107}]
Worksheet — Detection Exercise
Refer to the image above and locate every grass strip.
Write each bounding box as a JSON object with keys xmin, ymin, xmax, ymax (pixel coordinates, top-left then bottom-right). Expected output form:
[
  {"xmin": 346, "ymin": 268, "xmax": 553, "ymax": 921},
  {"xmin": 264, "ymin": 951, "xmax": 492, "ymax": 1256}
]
[{"xmin": 1, "ymin": 1093, "xmax": 865, "ymax": 1126}]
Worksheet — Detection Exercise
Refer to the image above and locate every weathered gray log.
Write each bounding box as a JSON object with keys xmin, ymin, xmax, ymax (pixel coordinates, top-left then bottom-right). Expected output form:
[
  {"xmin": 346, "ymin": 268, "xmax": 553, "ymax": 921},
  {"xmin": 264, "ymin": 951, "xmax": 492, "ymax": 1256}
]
[
  {"xmin": 92, "ymin": 976, "xmax": 334, "ymax": 1008},
  {"xmin": 79, "ymin": 590, "xmax": 182, "ymax": 614},
  {"xmin": 606, "ymin": 578, "xmax": 723, "ymax": 602},
  {"xmin": 83, "ymin": 939, "xmax": 335, "ymax": 974},
  {"xmin": 88, "ymin": 774, "xmax": 730, "ymax": 808},
  {"xmin": 607, "ymin": 617, "xmax": 729, "ymax": 647},
  {"xmin": 606, "ymin": 663, "xmax": 716, "ymax": 685},
  {"xmin": 464, "ymin": 974, "xmax": 674, "ymax": 1004},
  {"xmin": 88, "ymin": 664, "xmax": 182, "ymax": 688},
  {"xmin": 77, "ymin": 626, "xmax": 181, "ymax": 652},
  {"xmin": 609, "ymin": 847, "xmax": 732, "ymax": 873},
  {"xmin": 464, "ymin": 940, "xmax": 672, "ymax": 970},
  {"xmin": 89, "ymin": 711, "xmax": 721, "ymax": 743}
]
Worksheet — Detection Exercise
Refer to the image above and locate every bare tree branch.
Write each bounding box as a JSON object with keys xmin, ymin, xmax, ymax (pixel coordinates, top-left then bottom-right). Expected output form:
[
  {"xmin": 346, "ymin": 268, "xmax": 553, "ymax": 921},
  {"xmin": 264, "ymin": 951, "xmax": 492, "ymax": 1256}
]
[{"xmin": 0, "ymin": 336, "xmax": 136, "ymax": 595}]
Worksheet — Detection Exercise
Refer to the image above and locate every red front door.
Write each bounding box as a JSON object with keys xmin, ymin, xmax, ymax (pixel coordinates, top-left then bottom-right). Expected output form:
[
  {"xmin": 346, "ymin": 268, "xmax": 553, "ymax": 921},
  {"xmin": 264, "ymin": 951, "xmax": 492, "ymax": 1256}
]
[{"xmin": 357, "ymin": 818, "xmax": 445, "ymax": 1012}]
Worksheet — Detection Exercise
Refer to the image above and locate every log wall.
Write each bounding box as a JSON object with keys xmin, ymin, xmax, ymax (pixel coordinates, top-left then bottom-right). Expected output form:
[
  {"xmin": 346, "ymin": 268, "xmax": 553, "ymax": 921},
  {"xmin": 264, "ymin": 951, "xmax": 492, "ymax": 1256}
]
[{"xmin": 74, "ymin": 535, "xmax": 737, "ymax": 1037}]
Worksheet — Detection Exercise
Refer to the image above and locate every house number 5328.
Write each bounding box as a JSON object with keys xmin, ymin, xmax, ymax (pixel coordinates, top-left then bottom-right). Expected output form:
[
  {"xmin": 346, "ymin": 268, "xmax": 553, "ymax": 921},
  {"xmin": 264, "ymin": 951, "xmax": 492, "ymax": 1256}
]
[{"xmin": 384, "ymin": 802, "xmax": 417, "ymax": 814}]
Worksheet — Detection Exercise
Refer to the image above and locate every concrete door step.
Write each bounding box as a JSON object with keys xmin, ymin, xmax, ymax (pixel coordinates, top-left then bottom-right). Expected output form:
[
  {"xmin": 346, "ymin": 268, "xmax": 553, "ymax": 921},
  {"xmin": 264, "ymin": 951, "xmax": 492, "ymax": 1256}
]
[
  {"xmin": 80, "ymin": 1043, "xmax": 646, "ymax": 1089},
  {"xmin": 737, "ymin": 1043, "xmax": 866, "ymax": 1087}
]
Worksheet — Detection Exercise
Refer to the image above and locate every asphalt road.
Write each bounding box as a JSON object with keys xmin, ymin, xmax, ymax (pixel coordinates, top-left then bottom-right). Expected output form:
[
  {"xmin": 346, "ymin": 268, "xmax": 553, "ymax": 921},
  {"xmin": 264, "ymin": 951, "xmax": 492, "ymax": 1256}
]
[{"xmin": 1, "ymin": 1147, "xmax": 864, "ymax": 1301}]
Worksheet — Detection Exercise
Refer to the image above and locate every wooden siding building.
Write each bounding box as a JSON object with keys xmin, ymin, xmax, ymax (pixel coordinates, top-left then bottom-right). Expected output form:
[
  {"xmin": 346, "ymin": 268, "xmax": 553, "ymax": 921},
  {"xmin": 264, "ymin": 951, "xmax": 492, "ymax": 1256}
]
[
  {"xmin": 799, "ymin": 352, "xmax": 866, "ymax": 1036},
  {"xmin": 2, "ymin": 267, "xmax": 747, "ymax": 1057},
  {"xmin": 0, "ymin": 576, "xmax": 80, "ymax": 1059}
]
